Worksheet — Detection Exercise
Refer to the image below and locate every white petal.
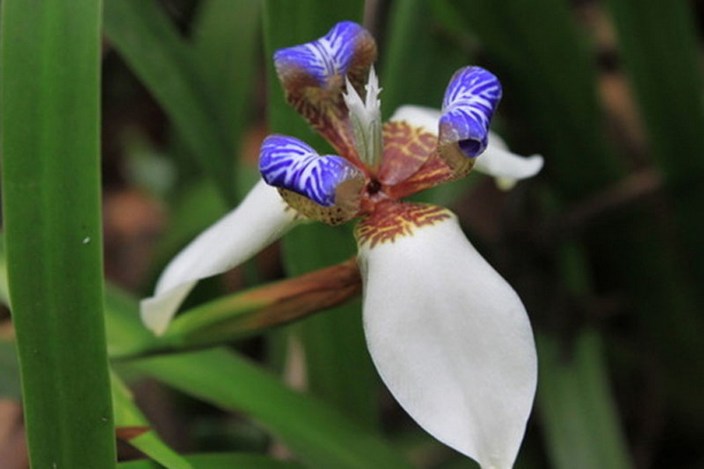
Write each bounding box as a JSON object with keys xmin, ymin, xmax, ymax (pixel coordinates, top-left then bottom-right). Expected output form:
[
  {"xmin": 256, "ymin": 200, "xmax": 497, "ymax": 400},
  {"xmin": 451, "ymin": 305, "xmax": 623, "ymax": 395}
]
[
  {"xmin": 390, "ymin": 105, "xmax": 543, "ymax": 189},
  {"xmin": 141, "ymin": 180, "xmax": 299, "ymax": 335},
  {"xmin": 358, "ymin": 213, "xmax": 537, "ymax": 468},
  {"xmin": 475, "ymin": 132, "xmax": 543, "ymax": 190},
  {"xmin": 389, "ymin": 104, "xmax": 441, "ymax": 135}
]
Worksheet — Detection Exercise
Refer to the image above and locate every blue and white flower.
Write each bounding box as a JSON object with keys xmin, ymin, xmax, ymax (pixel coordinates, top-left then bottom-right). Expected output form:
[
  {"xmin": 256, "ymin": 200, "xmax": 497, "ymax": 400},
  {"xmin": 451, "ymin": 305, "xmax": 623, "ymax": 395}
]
[{"xmin": 142, "ymin": 21, "xmax": 541, "ymax": 469}]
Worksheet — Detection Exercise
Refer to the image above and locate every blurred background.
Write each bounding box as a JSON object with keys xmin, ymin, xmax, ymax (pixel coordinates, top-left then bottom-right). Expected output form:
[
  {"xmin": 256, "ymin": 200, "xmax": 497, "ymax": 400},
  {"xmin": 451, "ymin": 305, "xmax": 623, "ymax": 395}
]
[{"xmin": 2, "ymin": 0, "xmax": 704, "ymax": 467}]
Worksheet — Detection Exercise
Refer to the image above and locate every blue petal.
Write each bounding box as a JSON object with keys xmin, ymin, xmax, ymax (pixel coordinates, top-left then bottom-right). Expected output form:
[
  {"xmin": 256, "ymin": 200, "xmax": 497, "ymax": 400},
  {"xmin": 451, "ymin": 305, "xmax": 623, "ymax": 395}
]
[
  {"xmin": 439, "ymin": 66, "xmax": 502, "ymax": 157},
  {"xmin": 274, "ymin": 21, "xmax": 367, "ymax": 87},
  {"xmin": 259, "ymin": 135, "xmax": 361, "ymax": 207}
]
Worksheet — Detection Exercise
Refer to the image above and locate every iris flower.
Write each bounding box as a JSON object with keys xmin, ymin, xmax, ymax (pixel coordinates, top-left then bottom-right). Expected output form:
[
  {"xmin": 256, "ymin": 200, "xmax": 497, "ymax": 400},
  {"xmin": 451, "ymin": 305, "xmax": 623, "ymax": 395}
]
[{"xmin": 142, "ymin": 21, "xmax": 541, "ymax": 469}]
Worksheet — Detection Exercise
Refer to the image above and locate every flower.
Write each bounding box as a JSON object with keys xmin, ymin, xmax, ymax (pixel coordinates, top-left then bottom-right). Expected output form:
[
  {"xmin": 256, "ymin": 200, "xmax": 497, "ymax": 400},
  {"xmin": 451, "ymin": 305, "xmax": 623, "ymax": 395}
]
[{"xmin": 141, "ymin": 21, "xmax": 540, "ymax": 469}]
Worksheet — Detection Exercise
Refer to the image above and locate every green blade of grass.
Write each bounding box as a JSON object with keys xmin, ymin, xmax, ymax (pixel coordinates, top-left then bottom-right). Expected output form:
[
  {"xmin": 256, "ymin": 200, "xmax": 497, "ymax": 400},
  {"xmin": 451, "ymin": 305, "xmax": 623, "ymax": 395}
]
[
  {"xmin": 103, "ymin": 0, "xmax": 237, "ymax": 203},
  {"xmin": 82, "ymin": 265, "xmax": 409, "ymax": 468},
  {"xmin": 112, "ymin": 372, "xmax": 192, "ymax": 469},
  {"xmin": 538, "ymin": 331, "xmax": 632, "ymax": 469},
  {"xmin": 193, "ymin": 0, "xmax": 261, "ymax": 161},
  {"xmin": 130, "ymin": 349, "xmax": 412, "ymax": 469},
  {"xmin": 379, "ymin": 0, "xmax": 465, "ymax": 119},
  {"xmin": 118, "ymin": 453, "xmax": 304, "ymax": 469},
  {"xmin": 0, "ymin": 340, "xmax": 21, "ymax": 400},
  {"xmin": 0, "ymin": 0, "xmax": 116, "ymax": 466},
  {"xmin": 282, "ymin": 225, "xmax": 378, "ymax": 428}
]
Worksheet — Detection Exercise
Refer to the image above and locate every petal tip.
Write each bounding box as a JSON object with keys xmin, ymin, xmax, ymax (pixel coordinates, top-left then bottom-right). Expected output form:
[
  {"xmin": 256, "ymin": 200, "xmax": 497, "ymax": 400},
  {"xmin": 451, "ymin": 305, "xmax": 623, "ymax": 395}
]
[
  {"xmin": 273, "ymin": 21, "xmax": 374, "ymax": 88},
  {"xmin": 259, "ymin": 134, "xmax": 362, "ymax": 207},
  {"xmin": 440, "ymin": 66, "xmax": 502, "ymax": 158}
]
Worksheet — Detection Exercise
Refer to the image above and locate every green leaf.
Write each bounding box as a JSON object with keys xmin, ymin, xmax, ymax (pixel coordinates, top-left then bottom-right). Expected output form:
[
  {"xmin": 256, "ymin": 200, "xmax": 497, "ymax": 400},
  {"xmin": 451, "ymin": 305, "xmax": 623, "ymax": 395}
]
[
  {"xmin": 193, "ymin": 0, "xmax": 261, "ymax": 162},
  {"xmin": 0, "ymin": 340, "xmax": 21, "ymax": 400},
  {"xmin": 96, "ymin": 264, "xmax": 408, "ymax": 468},
  {"xmin": 103, "ymin": 0, "xmax": 237, "ymax": 203},
  {"xmin": 112, "ymin": 373, "xmax": 192, "ymax": 469},
  {"xmin": 282, "ymin": 225, "xmax": 378, "ymax": 428},
  {"xmin": 379, "ymin": 0, "xmax": 466, "ymax": 119},
  {"xmin": 118, "ymin": 453, "xmax": 303, "ymax": 469},
  {"xmin": 131, "ymin": 349, "xmax": 411, "ymax": 469},
  {"xmin": 537, "ymin": 331, "xmax": 632, "ymax": 469},
  {"xmin": 0, "ymin": 0, "xmax": 116, "ymax": 466}
]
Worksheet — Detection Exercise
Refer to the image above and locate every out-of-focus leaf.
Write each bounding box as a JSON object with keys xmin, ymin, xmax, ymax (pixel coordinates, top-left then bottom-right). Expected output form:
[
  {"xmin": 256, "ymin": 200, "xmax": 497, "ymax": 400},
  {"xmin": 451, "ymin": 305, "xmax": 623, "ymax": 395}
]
[
  {"xmin": 538, "ymin": 331, "xmax": 632, "ymax": 469},
  {"xmin": 606, "ymin": 0, "xmax": 704, "ymax": 419},
  {"xmin": 283, "ymin": 225, "xmax": 377, "ymax": 428},
  {"xmin": 118, "ymin": 453, "xmax": 303, "ymax": 469},
  {"xmin": 112, "ymin": 373, "xmax": 191, "ymax": 469},
  {"xmin": 98, "ymin": 266, "xmax": 409, "ymax": 468},
  {"xmin": 1, "ymin": 0, "xmax": 116, "ymax": 465},
  {"xmin": 380, "ymin": 0, "xmax": 465, "ymax": 118},
  {"xmin": 131, "ymin": 349, "xmax": 412, "ymax": 469},
  {"xmin": 193, "ymin": 0, "xmax": 261, "ymax": 161},
  {"xmin": 0, "ymin": 340, "xmax": 21, "ymax": 400},
  {"xmin": 103, "ymin": 0, "xmax": 237, "ymax": 203}
]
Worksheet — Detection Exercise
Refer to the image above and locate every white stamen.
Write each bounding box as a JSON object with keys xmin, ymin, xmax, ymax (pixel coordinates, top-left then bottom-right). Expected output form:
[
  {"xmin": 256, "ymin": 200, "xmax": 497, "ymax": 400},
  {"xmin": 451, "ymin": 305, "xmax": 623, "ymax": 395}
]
[{"xmin": 343, "ymin": 67, "xmax": 383, "ymax": 169}]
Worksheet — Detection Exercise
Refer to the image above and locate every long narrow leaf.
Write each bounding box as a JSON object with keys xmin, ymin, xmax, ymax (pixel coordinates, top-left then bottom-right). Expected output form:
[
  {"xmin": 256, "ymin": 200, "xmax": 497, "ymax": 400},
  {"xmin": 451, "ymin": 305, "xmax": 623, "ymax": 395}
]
[
  {"xmin": 1, "ymin": 0, "xmax": 116, "ymax": 466},
  {"xmin": 130, "ymin": 349, "xmax": 411, "ymax": 469},
  {"xmin": 112, "ymin": 373, "xmax": 192, "ymax": 469},
  {"xmin": 95, "ymin": 268, "xmax": 410, "ymax": 467},
  {"xmin": 538, "ymin": 331, "xmax": 632, "ymax": 469},
  {"xmin": 118, "ymin": 453, "xmax": 303, "ymax": 469},
  {"xmin": 193, "ymin": 0, "xmax": 261, "ymax": 160},
  {"xmin": 103, "ymin": 0, "xmax": 237, "ymax": 203}
]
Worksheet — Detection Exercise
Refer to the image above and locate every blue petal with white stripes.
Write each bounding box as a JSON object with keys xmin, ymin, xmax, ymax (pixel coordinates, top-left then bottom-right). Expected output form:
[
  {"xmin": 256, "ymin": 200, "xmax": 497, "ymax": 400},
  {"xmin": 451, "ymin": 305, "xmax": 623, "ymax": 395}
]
[
  {"xmin": 259, "ymin": 135, "xmax": 362, "ymax": 207},
  {"xmin": 274, "ymin": 21, "xmax": 367, "ymax": 87},
  {"xmin": 439, "ymin": 66, "xmax": 502, "ymax": 157}
]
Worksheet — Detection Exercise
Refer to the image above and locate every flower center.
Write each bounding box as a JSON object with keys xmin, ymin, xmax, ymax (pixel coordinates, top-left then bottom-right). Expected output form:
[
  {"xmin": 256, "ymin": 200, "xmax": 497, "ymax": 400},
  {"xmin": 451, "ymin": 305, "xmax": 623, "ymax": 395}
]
[{"xmin": 366, "ymin": 178, "xmax": 382, "ymax": 195}]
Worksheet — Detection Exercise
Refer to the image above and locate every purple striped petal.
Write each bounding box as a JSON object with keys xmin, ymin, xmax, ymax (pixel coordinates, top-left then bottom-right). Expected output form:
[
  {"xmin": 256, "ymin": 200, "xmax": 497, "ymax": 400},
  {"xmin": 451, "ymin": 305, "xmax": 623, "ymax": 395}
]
[
  {"xmin": 273, "ymin": 22, "xmax": 377, "ymax": 160},
  {"xmin": 439, "ymin": 66, "xmax": 502, "ymax": 157},
  {"xmin": 274, "ymin": 21, "xmax": 368, "ymax": 87},
  {"xmin": 259, "ymin": 135, "xmax": 362, "ymax": 207}
]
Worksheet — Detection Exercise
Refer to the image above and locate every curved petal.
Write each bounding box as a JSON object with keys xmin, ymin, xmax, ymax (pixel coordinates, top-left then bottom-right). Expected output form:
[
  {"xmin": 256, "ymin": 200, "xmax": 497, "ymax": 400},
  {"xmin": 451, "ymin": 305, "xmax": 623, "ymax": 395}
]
[
  {"xmin": 390, "ymin": 105, "xmax": 543, "ymax": 189},
  {"xmin": 437, "ymin": 66, "xmax": 501, "ymax": 178},
  {"xmin": 475, "ymin": 132, "xmax": 544, "ymax": 190},
  {"xmin": 259, "ymin": 134, "xmax": 363, "ymax": 207},
  {"xmin": 389, "ymin": 104, "xmax": 441, "ymax": 134},
  {"xmin": 356, "ymin": 206, "xmax": 537, "ymax": 468},
  {"xmin": 274, "ymin": 21, "xmax": 377, "ymax": 158},
  {"xmin": 141, "ymin": 180, "xmax": 299, "ymax": 335}
]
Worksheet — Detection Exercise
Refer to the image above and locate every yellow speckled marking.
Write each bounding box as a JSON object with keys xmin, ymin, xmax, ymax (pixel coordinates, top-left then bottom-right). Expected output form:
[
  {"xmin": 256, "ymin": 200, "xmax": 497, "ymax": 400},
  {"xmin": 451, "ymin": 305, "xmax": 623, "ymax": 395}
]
[
  {"xmin": 379, "ymin": 121, "xmax": 436, "ymax": 185},
  {"xmin": 355, "ymin": 202, "xmax": 451, "ymax": 248}
]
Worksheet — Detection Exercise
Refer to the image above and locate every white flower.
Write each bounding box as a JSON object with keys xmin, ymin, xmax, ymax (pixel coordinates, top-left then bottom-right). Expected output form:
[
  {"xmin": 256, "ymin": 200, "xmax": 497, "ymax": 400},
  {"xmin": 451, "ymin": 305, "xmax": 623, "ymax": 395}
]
[{"xmin": 142, "ymin": 21, "xmax": 540, "ymax": 469}]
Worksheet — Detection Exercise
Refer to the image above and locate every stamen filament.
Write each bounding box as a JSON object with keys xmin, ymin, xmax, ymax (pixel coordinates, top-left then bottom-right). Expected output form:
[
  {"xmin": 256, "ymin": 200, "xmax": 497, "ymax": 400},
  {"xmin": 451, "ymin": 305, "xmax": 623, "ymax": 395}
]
[{"xmin": 344, "ymin": 68, "xmax": 383, "ymax": 171}]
